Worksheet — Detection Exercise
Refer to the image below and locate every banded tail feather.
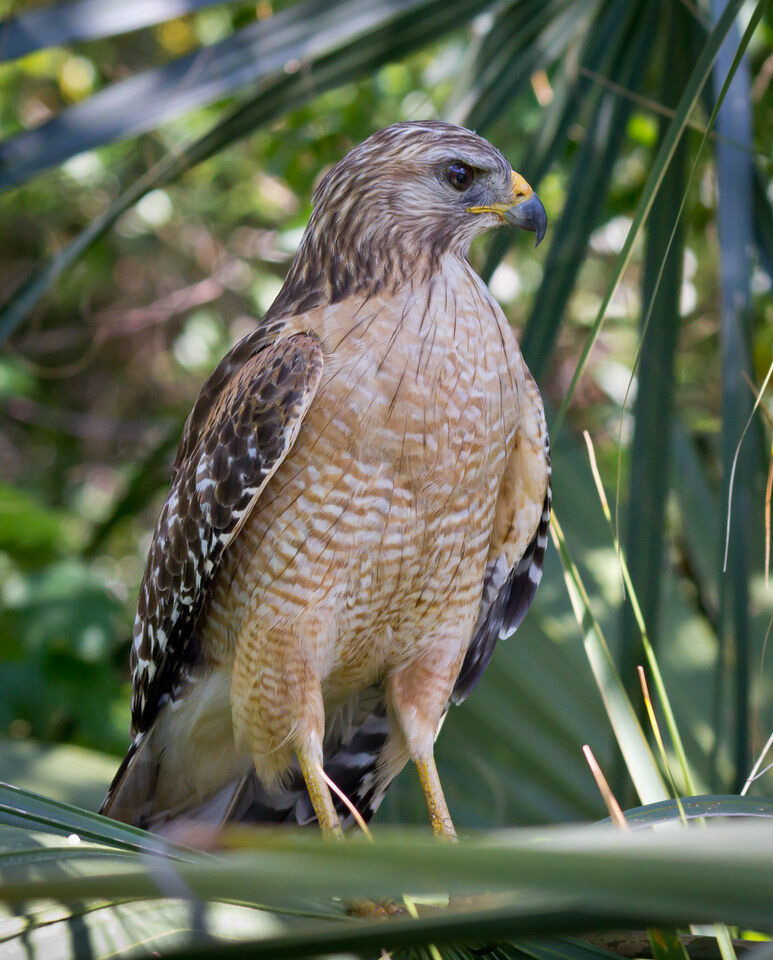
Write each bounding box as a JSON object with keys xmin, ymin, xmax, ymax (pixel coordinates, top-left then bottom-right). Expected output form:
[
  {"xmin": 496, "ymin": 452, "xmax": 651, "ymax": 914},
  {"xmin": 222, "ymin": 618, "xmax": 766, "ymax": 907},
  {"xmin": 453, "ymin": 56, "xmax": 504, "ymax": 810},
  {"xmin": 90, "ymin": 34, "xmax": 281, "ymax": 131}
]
[{"xmin": 99, "ymin": 694, "xmax": 391, "ymax": 834}]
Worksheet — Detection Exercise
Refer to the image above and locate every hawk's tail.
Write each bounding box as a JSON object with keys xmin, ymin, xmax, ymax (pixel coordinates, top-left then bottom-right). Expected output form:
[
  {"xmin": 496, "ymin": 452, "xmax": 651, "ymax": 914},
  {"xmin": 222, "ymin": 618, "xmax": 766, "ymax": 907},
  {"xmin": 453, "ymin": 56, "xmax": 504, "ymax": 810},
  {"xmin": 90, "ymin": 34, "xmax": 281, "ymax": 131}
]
[
  {"xmin": 99, "ymin": 701, "xmax": 394, "ymax": 836},
  {"xmin": 217, "ymin": 705, "xmax": 393, "ymax": 829},
  {"xmin": 99, "ymin": 731, "xmax": 159, "ymax": 825}
]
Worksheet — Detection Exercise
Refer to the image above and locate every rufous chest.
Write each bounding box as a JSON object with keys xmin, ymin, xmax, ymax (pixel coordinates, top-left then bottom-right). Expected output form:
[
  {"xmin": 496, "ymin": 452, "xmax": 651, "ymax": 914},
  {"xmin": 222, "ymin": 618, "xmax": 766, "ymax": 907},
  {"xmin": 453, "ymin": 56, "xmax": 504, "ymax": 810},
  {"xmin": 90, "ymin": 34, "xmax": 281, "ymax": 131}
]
[{"xmin": 304, "ymin": 272, "xmax": 520, "ymax": 499}]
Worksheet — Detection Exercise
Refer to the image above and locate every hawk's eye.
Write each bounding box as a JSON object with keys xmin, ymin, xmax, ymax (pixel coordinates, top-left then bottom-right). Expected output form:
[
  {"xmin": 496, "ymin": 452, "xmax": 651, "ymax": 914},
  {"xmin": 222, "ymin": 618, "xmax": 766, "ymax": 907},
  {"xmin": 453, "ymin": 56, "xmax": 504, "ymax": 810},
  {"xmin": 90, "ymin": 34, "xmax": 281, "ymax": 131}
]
[{"xmin": 445, "ymin": 162, "xmax": 475, "ymax": 191}]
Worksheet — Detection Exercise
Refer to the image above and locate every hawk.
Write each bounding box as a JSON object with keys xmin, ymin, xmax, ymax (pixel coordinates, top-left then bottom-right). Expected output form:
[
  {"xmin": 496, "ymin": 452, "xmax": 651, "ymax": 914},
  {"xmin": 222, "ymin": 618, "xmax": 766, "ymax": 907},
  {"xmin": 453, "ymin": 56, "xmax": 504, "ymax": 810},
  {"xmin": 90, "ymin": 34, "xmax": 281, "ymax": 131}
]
[{"xmin": 102, "ymin": 121, "xmax": 551, "ymax": 840}]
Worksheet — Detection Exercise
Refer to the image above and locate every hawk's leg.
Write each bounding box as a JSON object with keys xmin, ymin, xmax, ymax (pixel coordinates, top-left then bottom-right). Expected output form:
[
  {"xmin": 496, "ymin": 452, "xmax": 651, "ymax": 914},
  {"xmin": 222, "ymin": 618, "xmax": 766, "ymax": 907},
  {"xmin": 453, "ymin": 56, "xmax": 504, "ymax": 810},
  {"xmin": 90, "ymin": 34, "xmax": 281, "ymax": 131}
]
[
  {"xmin": 231, "ymin": 621, "xmax": 342, "ymax": 838},
  {"xmin": 296, "ymin": 745, "xmax": 343, "ymax": 838},
  {"xmin": 415, "ymin": 755, "xmax": 457, "ymax": 841},
  {"xmin": 386, "ymin": 640, "xmax": 465, "ymax": 842}
]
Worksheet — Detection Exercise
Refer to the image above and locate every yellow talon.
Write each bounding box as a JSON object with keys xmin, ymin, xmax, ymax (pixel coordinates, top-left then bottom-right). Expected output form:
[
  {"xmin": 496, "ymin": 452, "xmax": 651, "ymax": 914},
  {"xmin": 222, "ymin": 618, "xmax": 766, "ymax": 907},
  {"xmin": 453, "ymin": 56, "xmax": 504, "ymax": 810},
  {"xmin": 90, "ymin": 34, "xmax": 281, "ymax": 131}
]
[
  {"xmin": 295, "ymin": 748, "xmax": 343, "ymax": 838},
  {"xmin": 415, "ymin": 756, "xmax": 457, "ymax": 841}
]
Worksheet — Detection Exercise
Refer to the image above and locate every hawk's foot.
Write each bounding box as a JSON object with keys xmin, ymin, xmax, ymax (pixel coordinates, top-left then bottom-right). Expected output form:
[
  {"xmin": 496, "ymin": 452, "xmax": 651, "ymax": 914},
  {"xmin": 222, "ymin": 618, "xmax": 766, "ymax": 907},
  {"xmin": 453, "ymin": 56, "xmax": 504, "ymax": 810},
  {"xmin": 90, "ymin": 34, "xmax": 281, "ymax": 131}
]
[{"xmin": 346, "ymin": 898, "xmax": 406, "ymax": 919}]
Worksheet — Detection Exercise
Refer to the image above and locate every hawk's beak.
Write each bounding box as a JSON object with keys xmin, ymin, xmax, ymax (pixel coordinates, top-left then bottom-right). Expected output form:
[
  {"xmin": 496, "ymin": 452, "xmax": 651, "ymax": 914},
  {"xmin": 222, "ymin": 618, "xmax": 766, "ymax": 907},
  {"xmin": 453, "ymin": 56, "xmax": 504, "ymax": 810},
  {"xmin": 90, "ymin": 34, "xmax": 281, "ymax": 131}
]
[
  {"xmin": 503, "ymin": 172, "xmax": 547, "ymax": 247},
  {"xmin": 467, "ymin": 170, "xmax": 547, "ymax": 247}
]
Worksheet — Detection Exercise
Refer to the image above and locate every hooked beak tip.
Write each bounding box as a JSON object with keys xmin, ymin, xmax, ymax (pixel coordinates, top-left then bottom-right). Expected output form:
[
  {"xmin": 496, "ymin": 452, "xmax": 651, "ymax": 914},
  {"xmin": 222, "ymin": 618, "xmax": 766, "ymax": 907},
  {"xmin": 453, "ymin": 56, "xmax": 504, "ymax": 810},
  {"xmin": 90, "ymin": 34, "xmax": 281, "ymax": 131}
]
[{"xmin": 505, "ymin": 192, "xmax": 547, "ymax": 247}]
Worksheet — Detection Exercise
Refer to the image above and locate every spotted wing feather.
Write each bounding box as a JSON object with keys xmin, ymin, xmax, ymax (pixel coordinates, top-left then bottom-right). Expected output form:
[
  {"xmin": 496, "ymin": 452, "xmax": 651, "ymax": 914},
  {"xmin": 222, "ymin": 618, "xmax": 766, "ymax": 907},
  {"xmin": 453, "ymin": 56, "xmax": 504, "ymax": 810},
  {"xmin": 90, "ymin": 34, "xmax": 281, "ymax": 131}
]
[{"xmin": 130, "ymin": 333, "xmax": 324, "ymax": 736}]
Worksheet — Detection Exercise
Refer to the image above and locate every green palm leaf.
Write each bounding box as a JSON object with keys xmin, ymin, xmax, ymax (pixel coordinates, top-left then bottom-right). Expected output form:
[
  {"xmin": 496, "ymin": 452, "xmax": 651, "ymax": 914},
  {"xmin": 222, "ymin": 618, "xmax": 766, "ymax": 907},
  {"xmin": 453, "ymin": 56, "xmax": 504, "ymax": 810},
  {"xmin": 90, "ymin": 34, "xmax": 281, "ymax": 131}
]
[
  {"xmin": 0, "ymin": 0, "xmax": 236, "ymax": 60},
  {"xmin": 0, "ymin": 0, "xmax": 490, "ymax": 192}
]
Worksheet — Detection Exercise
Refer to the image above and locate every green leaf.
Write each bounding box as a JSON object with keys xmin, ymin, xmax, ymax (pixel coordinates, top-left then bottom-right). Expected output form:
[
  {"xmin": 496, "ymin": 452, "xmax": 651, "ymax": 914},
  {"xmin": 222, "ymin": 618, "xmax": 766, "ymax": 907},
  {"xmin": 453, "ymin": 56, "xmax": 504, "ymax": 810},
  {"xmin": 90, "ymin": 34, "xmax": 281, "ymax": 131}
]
[
  {"xmin": 1, "ymin": 790, "xmax": 772, "ymax": 958},
  {"xmin": 669, "ymin": 418, "xmax": 722, "ymax": 620},
  {"xmin": 752, "ymin": 167, "xmax": 773, "ymax": 282},
  {"xmin": 711, "ymin": 0, "xmax": 757, "ymax": 792},
  {"xmin": 617, "ymin": 0, "xmax": 689, "ymax": 715},
  {"xmin": 551, "ymin": 0, "xmax": 753, "ymax": 434},
  {"xmin": 0, "ymin": 895, "xmax": 288, "ymax": 960},
  {"xmin": 550, "ymin": 512, "xmax": 667, "ymax": 806},
  {"xmin": 0, "ymin": 781, "xmax": 198, "ymax": 859},
  {"xmin": 3, "ymin": 822, "xmax": 773, "ymax": 927},
  {"xmin": 603, "ymin": 795, "xmax": 773, "ymax": 829},
  {"xmin": 454, "ymin": 0, "xmax": 591, "ymax": 133},
  {"xmin": 478, "ymin": 0, "xmax": 644, "ymax": 284},
  {"xmin": 0, "ymin": 0, "xmax": 236, "ymax": 61},
  {"xmin": 520, "ymin": 0, "xmax": 658, "ymax": 379},
  {"xmin": 505, "ymin": 937, "xmax": 624, "ymax": 960},
  {"xmin": 0, "ymin": 0, "xmax": 489, "ymax": 192}
]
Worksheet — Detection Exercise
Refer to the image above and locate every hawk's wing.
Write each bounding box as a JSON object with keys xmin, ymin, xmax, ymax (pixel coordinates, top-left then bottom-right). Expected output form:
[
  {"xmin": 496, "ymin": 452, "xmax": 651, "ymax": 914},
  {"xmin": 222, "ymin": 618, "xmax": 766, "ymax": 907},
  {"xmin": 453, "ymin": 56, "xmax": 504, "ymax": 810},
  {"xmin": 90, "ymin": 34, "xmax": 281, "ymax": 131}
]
[
  {"xmin": 129, "ymin": 332, "xmax": 324, "ymax": 736},
  {"xmin": 452, "ymin": 373, "xmax": 551, "ymax": 704}
]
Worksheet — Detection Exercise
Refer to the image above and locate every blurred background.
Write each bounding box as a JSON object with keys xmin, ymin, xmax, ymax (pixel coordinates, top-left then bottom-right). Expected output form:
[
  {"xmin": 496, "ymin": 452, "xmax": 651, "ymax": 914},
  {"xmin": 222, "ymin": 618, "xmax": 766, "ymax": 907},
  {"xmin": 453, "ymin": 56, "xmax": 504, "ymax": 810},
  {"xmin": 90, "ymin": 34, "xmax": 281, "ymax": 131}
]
[{"xmin": 0, "ymin": 0, "xmax": 770, "ymax": 825}]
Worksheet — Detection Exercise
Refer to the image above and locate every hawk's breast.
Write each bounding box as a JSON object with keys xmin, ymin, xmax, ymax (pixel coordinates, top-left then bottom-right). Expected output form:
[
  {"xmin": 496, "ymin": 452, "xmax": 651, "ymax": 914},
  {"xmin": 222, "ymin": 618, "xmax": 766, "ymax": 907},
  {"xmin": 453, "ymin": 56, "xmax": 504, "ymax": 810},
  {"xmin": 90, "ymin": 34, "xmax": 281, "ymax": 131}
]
[{"xmin": 200, "ymin": 267, "xmax": 520, "ymax": 695}]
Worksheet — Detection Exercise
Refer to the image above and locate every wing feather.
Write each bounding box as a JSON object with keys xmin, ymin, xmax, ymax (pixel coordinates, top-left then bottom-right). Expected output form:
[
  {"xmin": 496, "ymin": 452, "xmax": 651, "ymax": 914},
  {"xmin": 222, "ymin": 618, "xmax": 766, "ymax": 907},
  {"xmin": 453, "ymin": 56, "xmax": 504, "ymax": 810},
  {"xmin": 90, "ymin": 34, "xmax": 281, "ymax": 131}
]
[
  {"xmin": 452, "ymin": 376, "xmax": 551, "ymax": 705},
  {"xmin": 129, "ymin": 332, "xmax": 324, "ymax": 736}
]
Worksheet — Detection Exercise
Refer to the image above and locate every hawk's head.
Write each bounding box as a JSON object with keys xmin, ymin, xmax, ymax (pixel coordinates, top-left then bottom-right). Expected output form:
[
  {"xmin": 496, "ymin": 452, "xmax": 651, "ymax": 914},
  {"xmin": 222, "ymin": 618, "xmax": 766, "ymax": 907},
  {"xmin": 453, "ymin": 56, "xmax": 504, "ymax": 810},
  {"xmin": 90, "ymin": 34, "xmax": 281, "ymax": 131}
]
[{"xmin": 275, "ymin": 121, "xmax": 546, "ymax": 313}]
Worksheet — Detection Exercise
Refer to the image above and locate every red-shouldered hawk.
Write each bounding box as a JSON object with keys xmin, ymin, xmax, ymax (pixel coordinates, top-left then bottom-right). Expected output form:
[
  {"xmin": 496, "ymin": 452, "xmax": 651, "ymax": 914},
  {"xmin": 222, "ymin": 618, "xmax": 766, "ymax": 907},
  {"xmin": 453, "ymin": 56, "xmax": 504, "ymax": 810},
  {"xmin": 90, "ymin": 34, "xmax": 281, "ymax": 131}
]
[{"xmin": 102, "ymin": 121, "xmax": 550, "ymax": 841}]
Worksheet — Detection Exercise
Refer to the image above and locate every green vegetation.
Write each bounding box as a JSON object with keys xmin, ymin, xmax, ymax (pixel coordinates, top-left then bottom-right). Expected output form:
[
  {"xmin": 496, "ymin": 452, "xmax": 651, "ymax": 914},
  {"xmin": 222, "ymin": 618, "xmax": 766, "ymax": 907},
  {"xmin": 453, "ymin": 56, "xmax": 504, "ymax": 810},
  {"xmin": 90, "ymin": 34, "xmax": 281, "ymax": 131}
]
[{"xmin": 0, "ymin": 0, "xmax": 771, "ymax": 957}]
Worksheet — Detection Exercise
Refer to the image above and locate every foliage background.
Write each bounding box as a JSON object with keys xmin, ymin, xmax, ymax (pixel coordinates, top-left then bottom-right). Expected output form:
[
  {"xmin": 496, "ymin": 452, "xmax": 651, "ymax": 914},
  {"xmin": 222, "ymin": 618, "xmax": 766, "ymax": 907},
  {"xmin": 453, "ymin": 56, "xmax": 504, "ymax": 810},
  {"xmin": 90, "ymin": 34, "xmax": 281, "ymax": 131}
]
[{"xmin": 0, "ymin": 0, "xmax": 770, "ymax": 831}]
